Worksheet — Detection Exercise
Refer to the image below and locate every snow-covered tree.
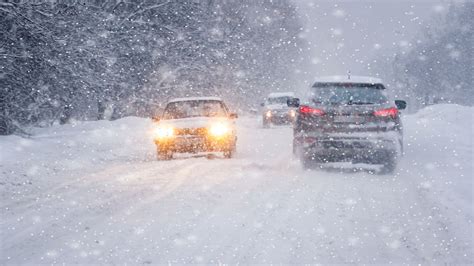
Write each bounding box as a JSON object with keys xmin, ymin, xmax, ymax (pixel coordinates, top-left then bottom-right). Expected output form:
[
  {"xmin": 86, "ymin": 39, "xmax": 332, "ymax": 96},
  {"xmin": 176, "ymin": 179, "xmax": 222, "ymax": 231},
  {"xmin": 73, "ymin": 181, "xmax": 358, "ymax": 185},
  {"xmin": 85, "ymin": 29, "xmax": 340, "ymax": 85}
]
[
  {"xmin": 375, "ymin": 2, "xmax": 473, "ymax": 111},
  {"xmin": 0, "ymin": 0, "xmax": 306, "ymax": 135}
]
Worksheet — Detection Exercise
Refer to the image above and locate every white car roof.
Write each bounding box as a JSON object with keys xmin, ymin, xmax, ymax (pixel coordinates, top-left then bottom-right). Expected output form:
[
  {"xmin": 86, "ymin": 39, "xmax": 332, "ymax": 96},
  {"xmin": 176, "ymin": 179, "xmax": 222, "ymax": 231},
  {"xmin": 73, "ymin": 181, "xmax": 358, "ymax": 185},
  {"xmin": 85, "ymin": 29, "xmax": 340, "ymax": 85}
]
[
  {"xmin": 313, "ymin": 75, "xmax": 383, "ymax": 84},
  {"xmin": 267, "ymin": 92, "xmax": 295, "ymax": 98},
  {"xmin": 167, "ymin": 96, "xmax": 223, "ymax": 103}
]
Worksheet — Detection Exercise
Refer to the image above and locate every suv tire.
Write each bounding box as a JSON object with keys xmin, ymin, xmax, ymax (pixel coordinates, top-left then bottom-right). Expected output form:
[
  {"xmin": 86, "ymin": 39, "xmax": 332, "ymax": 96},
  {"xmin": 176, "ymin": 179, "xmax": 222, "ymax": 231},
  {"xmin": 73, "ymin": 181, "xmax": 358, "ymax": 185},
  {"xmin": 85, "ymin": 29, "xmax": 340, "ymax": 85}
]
[
  {"xmin": 379, "ymin": 150, "xmax": 397, "ymax": 174},
  {"xmin": 263, "ymin": 119, "xmax": 270, "ymax": 128},
  {"xmin": 301, "ymin": 154, "xmax": 322, "ymax": 170}
]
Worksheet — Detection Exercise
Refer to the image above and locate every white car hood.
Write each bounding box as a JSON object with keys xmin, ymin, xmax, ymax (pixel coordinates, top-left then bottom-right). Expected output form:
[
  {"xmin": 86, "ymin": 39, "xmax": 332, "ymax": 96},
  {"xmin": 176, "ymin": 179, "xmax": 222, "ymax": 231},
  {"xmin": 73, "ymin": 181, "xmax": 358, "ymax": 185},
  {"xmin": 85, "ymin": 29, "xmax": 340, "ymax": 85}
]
[{"xmin": 158, "ymin": 117, "xmax": 231, "ymax": 129}]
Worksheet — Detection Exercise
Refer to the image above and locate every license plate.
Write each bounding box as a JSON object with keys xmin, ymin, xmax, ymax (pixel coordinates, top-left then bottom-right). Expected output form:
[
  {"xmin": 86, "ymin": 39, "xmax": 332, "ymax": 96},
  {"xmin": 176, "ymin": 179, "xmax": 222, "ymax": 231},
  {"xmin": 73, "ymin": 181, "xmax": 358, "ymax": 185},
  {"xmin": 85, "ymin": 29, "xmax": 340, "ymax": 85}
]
[
  {"xmin": 176, "ymin": 136, "xmax": 204, "ymax": 145},
  {"xmin": 334, "ymin": 116, "xmax": 363, "ymax": 123}
]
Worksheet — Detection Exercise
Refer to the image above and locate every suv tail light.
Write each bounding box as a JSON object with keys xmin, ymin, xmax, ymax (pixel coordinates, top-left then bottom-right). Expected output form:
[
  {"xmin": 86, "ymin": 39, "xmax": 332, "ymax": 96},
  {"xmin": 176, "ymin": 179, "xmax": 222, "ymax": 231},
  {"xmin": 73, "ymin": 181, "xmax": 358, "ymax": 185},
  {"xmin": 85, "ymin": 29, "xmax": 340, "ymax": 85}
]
[
  {"xmin": 374, "ymin": 107, "xmax": 398, "ymax": 118},
  {"xmin": 299, "ymin": 105, "xmax": 325, "ymax": 116}
]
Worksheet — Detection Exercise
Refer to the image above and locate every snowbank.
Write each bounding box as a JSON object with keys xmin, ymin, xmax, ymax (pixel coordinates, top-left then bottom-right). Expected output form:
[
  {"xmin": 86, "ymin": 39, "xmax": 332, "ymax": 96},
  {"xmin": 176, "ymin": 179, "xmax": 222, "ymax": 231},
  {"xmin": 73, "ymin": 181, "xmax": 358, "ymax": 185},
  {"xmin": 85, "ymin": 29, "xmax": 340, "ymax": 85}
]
[
  {"xmin": 0, "ymin": 117, "xmax": 155, "ymax": 196},
  {"xmin": 404, "ymin": 104, "xmax": 472, "ymax": 205},
  {"xmin": 1, "ymin": 117, "xmax": 154, "ymax": 163},
  {"xmin": 402, "ymin": 104, "xmax": 473, "ymax": 243}
]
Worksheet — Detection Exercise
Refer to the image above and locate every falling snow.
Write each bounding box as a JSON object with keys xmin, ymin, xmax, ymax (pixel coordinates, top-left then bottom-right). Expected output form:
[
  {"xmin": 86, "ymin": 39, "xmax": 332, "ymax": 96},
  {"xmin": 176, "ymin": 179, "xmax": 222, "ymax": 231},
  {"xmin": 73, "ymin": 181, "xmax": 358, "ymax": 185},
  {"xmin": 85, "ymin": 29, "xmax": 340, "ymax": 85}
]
[{"xmin": 0, "ymin": 0, "xmax": 472, "ymax": 264}]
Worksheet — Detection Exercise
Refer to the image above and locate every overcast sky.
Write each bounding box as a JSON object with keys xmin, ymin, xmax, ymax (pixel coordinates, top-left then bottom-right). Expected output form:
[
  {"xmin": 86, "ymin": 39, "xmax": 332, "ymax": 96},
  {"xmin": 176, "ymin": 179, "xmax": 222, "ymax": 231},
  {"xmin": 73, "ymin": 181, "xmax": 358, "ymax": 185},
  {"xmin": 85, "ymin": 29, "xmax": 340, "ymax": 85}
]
[{"xmin": 292, "ymin": 0, "xmax": 453, "ymax": 78}]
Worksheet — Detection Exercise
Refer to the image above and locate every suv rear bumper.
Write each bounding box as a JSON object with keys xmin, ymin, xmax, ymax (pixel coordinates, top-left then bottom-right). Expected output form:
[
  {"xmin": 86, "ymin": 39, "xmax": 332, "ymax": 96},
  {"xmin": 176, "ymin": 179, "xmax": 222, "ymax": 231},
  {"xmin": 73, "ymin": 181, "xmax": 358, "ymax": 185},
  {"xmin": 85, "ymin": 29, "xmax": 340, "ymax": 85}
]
[{"xmin": 297, "ymin": 135, "xmax": 401, "ymax": 163}]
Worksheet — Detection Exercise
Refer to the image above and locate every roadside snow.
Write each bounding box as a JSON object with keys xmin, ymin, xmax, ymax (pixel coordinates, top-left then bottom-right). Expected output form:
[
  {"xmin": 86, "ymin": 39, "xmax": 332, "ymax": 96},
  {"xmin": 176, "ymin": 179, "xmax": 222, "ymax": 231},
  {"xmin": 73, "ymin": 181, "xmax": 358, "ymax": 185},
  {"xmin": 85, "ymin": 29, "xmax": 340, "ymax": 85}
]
[
  {"xmin": 0, "ymin": 104, "xmax": 472, "ymax": 264},
  {"xmin": 267, "ymin": 92, "xmax": 295, "ymax": 98},
  {"xmin": 312, "ymin": 75, "xmax": 383, "ymax": 84}
]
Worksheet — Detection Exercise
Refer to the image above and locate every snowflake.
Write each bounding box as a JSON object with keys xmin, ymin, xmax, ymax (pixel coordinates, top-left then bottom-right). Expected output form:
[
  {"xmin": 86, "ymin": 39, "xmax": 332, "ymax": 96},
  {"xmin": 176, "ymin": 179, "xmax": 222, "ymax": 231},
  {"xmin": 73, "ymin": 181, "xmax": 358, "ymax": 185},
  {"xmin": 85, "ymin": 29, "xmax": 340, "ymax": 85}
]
[
  {"xmin": 311, "ymin": 57, "xmax": 321, "ymax": 65},
  {"xmin": 418, "ymin": 55, "xmax": 427, "ymax": 61},
  {"xmin": 331, "ymin": 28, "xmax": 343, "ymax": 36},
  {"xmin": 449, "ymin": 50, "xmax": 461, "ymax": 59},
  {"xmin": 210, "ymin": 27, "xmax": 222, "ymax": 37},
  {"xmin": 432, "ymin": 4, "xmax": 445, "ymax": 13},
  {"xmin": 332, "ymin": 9, "xmax": 346, "ymax": 18}
]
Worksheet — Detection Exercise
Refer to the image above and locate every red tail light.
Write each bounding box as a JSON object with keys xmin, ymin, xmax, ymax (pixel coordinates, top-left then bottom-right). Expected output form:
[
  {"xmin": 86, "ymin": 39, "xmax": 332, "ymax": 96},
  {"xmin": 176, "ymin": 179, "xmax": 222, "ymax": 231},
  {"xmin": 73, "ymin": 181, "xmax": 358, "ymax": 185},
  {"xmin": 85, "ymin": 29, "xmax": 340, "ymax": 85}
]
[
  {"xmin": 374, "ymin": 107, "xmax": 398, "ymax": 118},
  {"xmin": 299, "ymin": 105, "xmax": 325, "ymax": 116}
]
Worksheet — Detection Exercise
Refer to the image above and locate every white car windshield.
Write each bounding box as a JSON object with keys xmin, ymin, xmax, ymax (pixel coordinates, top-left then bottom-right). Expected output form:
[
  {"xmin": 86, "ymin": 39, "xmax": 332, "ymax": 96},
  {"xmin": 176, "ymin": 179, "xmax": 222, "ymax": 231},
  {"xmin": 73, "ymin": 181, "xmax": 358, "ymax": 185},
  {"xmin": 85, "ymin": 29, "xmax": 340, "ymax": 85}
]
[
  {"xmin": 162, "ymin": 100, "xmax": 228, "ymax": 119},
  {"xmin": 267, "ymin": 96, "xmax": 291, "ymax": 105}
]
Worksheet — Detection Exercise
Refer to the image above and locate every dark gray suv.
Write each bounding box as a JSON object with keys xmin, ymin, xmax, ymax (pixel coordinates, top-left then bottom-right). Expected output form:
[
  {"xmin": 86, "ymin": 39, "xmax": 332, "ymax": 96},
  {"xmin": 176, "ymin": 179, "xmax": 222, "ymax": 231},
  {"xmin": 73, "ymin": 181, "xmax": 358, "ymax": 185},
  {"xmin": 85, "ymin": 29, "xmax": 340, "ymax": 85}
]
[{"xmin": 288, "ymin": 76, "xmax": 407, "ymax": 174}]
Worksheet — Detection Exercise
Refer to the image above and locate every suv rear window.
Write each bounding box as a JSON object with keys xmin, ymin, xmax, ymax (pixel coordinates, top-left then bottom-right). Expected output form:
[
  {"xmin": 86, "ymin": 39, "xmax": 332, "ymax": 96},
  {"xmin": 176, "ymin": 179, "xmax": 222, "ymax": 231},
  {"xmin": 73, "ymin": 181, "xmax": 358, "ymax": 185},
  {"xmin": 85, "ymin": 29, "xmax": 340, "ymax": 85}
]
[
  {"xmin": 309, "ymin": 83, "xmax": 388, "ymax": 105},
  {"xmin": 163, "ymin": 100, "xmax": 228, "ymax": 119}
]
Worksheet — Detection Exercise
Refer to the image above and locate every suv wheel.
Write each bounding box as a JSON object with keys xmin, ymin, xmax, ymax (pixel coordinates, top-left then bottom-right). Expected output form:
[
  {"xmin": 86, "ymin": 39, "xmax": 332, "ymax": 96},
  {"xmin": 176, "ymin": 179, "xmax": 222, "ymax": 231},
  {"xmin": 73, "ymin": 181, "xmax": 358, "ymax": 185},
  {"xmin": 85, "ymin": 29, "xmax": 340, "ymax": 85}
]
[
  {"xmin": 263, "ymin": 119, "xmax": 270, "ymax": 128},
  {"xmin": 379, "ymin": 150, "xmax": 397, "ymax": 174},
  {"xmin": 292, "ymin": 138, "xmax": 301, "ymax": 156},
  {"xmin": 301, "ymin": 154, "xmax": 322, "ymax": 170}
]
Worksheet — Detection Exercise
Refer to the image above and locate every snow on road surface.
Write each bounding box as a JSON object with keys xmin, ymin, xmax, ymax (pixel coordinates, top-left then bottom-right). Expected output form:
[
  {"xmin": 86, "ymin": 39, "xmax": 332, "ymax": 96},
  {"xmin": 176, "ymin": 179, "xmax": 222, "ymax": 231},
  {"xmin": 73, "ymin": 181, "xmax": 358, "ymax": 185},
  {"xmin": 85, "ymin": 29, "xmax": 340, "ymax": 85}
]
[{"xmin": 1, "ymin": 104, "xmax": 472, "ymax": 264}]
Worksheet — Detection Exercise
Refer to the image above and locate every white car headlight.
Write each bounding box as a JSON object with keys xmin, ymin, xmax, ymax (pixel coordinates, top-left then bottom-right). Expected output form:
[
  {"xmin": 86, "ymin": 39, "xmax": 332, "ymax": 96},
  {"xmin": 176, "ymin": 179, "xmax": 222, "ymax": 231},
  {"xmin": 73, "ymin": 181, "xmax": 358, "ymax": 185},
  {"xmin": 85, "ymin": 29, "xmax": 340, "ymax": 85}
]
[
  {"xmin": 289, "ymin": 109, "xmax": 296, "ymax": 117},
  {"xmin": 155, "ymin": 126, "xmax": 174, "ymax": 139},
  {"xmin": 265, "ymin": 110, "xmax": 272, "ymax": 118},
  {"xmin": 209, "ymin": 123, "xmax": 230, "ymax": 137}
]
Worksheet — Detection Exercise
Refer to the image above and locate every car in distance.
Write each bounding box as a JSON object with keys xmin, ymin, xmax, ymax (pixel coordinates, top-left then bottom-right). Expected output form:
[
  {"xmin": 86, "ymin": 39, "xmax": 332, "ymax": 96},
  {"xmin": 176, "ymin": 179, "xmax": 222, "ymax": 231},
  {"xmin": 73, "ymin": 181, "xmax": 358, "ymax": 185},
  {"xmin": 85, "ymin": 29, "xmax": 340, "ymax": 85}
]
[
  {"xmin": 288, "ymin": 76, "xmax": 407, "ymax": 174},
  {"xmin": 261, "ymin": 92, "xmax": 297, "ymax": 127},
  {"xmin": 152, "ymin": 97, "xmax": 238, "ymax": 160}
]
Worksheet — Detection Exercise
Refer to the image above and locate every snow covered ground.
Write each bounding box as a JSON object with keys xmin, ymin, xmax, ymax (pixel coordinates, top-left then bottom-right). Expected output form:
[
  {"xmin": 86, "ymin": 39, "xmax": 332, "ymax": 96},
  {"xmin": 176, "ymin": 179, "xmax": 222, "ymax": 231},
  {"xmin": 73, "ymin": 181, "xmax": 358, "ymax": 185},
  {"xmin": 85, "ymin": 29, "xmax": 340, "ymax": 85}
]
[{"xmin": 1, "ymin": 104, "xmax": 472, "ymax": 264}]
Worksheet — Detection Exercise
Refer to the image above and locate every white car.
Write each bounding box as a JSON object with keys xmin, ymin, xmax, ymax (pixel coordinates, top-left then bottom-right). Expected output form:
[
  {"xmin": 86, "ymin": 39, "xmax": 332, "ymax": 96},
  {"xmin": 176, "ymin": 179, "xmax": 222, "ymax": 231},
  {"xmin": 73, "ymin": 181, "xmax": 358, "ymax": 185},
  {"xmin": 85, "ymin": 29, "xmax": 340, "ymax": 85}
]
[
  {"xmin": 261, "ymin": 92, "xmax": 297, "ymax": 127},
  {"xmin": 152, "ymin": 97, "xmax": 238, "ymax": 160}
]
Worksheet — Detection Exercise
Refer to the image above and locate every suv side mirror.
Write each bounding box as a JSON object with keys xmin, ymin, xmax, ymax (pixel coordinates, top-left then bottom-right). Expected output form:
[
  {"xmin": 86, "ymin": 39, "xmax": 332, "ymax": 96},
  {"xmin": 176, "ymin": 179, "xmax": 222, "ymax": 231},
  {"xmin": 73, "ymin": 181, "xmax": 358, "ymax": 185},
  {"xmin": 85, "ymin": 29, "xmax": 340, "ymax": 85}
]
[
  {"xmin": 260, "ymin": 103, "xmax": 265, "ymax": 107},
  {"xmin": 287, "ymin": 97, "xmax": 300, "ymax": 108},
  {"xmin": 229, "ymin": 113, "xmax": 238, "ymax": 119},
  {"xmin": 395, "ymin": 100, "xmax": 407, "ymax": 110}
]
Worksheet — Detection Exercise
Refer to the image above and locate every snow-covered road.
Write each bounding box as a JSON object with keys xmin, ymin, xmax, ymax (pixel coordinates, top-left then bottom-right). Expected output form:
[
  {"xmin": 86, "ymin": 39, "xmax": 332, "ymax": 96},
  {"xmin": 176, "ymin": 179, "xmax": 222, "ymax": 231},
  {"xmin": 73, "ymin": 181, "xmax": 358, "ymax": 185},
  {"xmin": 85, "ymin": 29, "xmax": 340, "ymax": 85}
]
[{"xmin": 1, "ymin": 104, "xmax": 472, "ymax": 264}]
